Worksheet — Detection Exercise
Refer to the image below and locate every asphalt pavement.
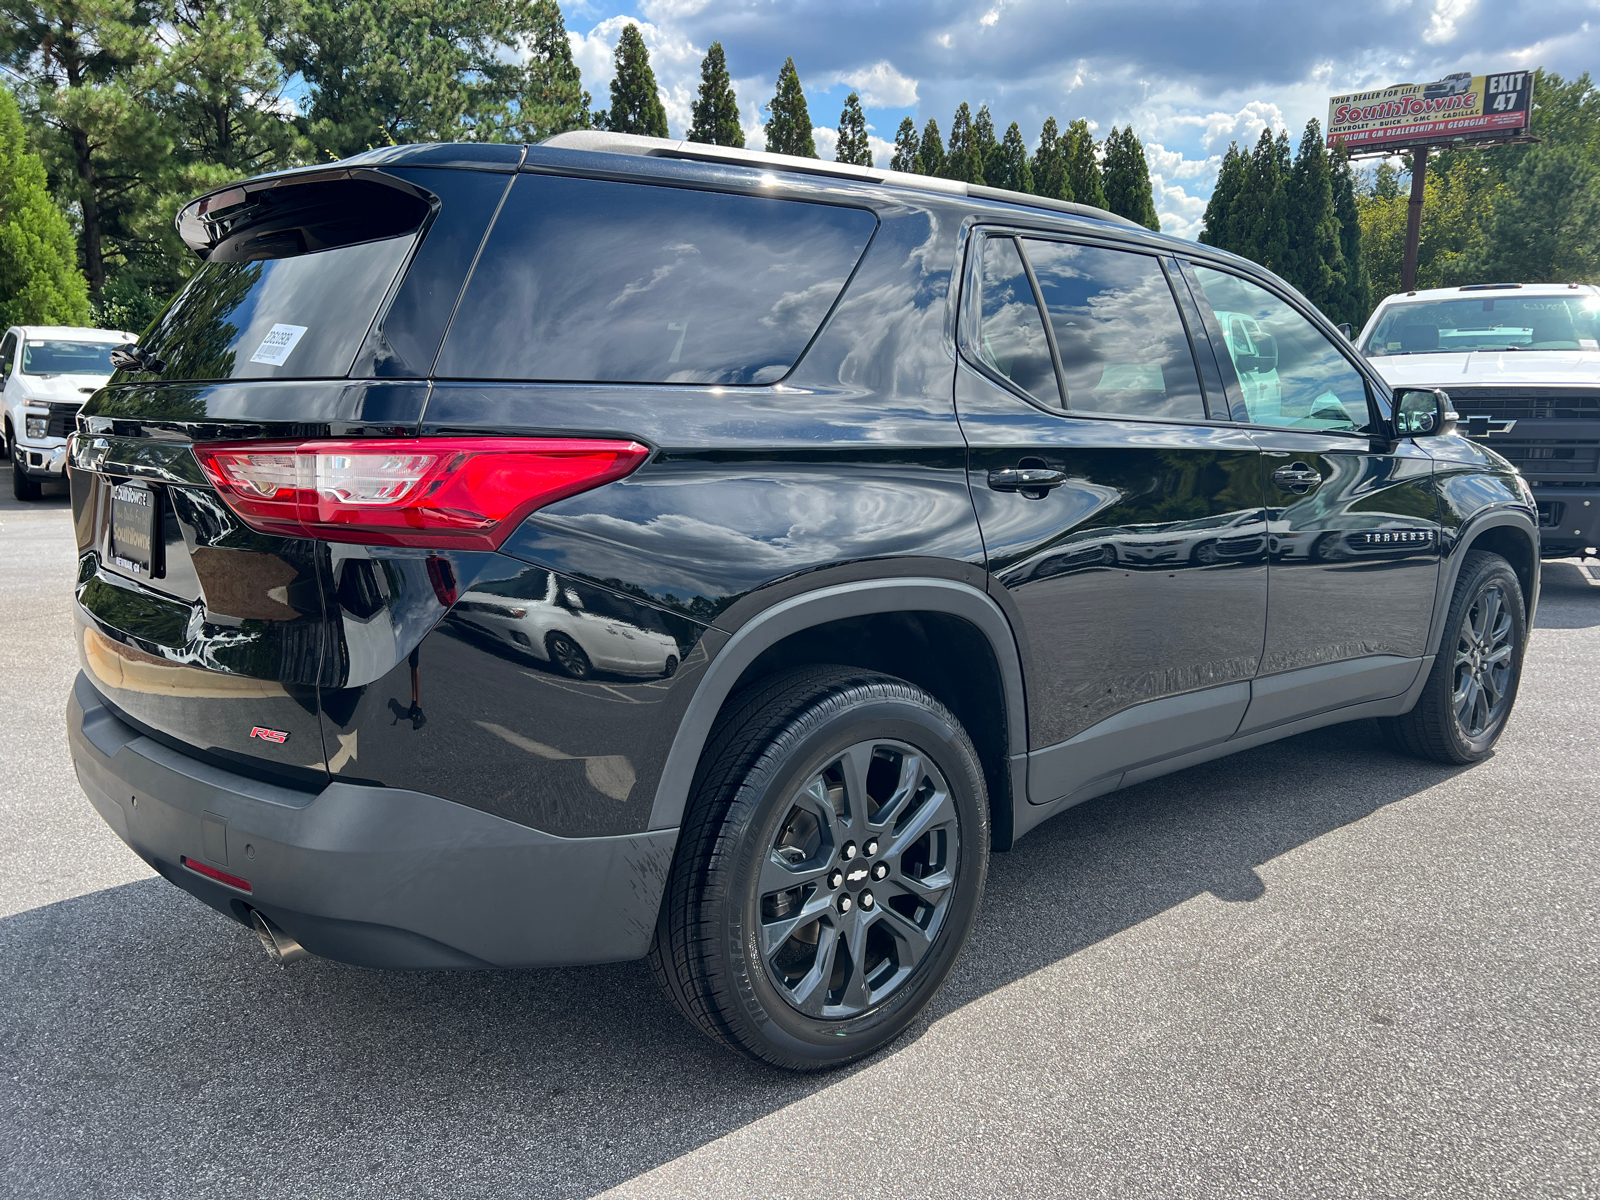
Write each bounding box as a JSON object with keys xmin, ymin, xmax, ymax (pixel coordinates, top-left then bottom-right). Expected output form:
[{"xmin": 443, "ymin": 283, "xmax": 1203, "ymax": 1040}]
[{"xmin": 1, "ymin": 481, "xmax": 1596, "ymax": 1199}]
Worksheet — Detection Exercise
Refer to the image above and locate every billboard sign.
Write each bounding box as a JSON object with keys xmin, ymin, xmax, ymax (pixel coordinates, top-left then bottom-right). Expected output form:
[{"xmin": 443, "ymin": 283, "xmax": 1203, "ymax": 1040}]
[{"xmin": 1327, "ymin": 70, "xmax": 1532, "ymax": 154}]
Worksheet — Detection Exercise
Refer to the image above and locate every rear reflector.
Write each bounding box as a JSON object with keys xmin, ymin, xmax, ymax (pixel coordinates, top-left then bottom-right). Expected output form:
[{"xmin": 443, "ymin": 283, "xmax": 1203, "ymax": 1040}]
[
  {"xmin": 192, "ymin": 438, "xmax": 650, "ymax": 550},
  {"xmin": 182, "ymin": 856, "xmax": 253, "ymax": 893}
]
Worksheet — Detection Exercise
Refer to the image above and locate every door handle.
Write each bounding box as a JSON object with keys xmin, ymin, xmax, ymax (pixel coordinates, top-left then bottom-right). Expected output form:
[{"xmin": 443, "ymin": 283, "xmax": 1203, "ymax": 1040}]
[
  {"xmin": 1271, "ymin": 463, "xmax": 1323, "ymax": 494},
  {"xmin": 988, "ymin": 467, "xmax": 1067, "ymax": 494}
]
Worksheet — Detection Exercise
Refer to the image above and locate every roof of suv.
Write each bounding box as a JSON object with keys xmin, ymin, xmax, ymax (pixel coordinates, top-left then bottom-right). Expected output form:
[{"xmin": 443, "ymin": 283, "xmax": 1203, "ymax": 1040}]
[
  {"xmin": 1374, "ymin": 283, "xmax": 1599, "ymax": 306},
  {"xmin": 8, "ymin": 326, "xmax": 136, "ymax": 341}
]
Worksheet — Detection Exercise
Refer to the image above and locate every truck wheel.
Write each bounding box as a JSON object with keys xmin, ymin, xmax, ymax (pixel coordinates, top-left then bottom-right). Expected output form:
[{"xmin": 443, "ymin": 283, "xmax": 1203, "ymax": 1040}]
[
  {"xmin": 1380, "ymin": 550, "xmax": 1527, "ymax": 764},
  {"xmin": 12, "ymin": 452, "xmax": 41, "ymax": 502},
  {"xmin": 650, "ymin": 666, "xmax": 989, "ymax": 1070}
]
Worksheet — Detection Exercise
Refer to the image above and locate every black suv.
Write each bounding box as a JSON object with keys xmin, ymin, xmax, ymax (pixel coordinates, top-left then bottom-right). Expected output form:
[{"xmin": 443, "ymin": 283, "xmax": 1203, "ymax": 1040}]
[{"xmin": 66, "ymin": 132, "xmax": 1539, "ymax": 1070}]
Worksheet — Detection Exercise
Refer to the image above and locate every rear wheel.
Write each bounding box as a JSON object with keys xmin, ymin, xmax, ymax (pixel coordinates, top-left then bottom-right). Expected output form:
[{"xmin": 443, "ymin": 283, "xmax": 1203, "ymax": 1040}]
[
  {"xmin": 650, "ymin": 667, "xmax": 989, "ymax": 1070},
  {"xmin": 661, "ymin": 654, "xmax": 679, "ymax": 678},
  {"xmin": 12, "ymin": 451, "xmax": 41, "ymax": 502},
  {"xmin": 1381, "ymin": 550, "xmax": 1527, "ymax": 764},
  {"xmin": 545, "ymin": 632, "xmax": 591, "ymax": 679}
]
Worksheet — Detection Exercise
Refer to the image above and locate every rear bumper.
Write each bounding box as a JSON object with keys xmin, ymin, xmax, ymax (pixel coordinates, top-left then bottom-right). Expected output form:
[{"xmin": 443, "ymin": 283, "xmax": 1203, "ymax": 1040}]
[
  {"xmin": 1532, "ymin": 486, "xmax": 1600, "ymax": 555},
  {"xmin": 67, "ymin": 672, "xmax": 677, "ymax": 969}
]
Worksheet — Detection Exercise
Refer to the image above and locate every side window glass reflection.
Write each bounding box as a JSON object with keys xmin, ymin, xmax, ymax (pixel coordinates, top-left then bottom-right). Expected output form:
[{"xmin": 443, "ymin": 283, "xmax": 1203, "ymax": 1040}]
[{"xmin": 977, "ymin": 236, "xmax": 1059, "ymax": 405}]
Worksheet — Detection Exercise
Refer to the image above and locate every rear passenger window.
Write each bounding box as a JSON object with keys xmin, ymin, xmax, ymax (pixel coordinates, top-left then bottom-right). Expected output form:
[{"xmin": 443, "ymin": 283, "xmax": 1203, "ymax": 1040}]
[
  {"xmin": 1022, "ymin": 239, "xmax": 1206, "ymax": 420},
  {"xmin": 977, "ymin": 236, "xmax": 1058, "ymax": 404},
  {"xmin": 435, "ymin": 174, "xmax": 877, "ymax": 385}
]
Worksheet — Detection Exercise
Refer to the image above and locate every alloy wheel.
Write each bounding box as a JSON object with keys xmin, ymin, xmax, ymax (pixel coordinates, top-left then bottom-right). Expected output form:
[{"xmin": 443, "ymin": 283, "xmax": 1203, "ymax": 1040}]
[
  {"xmin": 1453, "ymin": 583, "xmax": 1516, "ymax": 738},
  {"xmin": 756, "ymin": 739, "xmax": 960, "ymax": 1020}
]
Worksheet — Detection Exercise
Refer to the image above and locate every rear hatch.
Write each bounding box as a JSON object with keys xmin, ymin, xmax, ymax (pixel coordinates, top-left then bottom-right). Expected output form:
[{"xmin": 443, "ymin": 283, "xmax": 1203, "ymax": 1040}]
[{"xmin": 71, "ymin": 160, "xmax": 511, "ymax": 786}]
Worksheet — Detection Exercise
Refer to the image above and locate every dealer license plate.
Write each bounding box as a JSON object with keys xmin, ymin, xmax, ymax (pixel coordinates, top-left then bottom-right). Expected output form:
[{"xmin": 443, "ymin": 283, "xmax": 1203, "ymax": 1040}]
[{"xmin": 110, "ymin": 482, "xmax": 158, "ymax": 575}]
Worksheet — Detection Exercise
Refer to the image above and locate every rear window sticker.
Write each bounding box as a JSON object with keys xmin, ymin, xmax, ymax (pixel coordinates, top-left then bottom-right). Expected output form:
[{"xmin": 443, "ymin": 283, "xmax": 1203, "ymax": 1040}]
[{"xmin": 249, "ymin": 324, "xmax": 309, "ymax": 366}]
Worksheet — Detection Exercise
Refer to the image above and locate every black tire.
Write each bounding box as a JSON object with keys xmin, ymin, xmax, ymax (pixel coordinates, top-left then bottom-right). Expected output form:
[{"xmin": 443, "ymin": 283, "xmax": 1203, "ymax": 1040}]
[
  {"xmin": 650, "ymin": 666, "xmax": 989, "ymax": 1070},
  {"xmin": 545, "ymin": 632, "xmax": 591, "ymax": 679},
  {"xmin": 12, "ymin": 452, "xmax": 42, "ymax": 502},
  {"xmin": 661, "ymin": 654, "xmax": 679, "ymax": 678},
  {"xmin": 1380, "ymin": 550, "xmax": 1527, "ymax": 764}
]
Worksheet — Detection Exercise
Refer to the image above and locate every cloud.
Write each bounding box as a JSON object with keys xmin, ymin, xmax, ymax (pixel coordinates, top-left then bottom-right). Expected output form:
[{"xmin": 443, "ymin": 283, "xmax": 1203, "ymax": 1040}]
[{"xmin": 822, "ymin": 60, "xmax": 920, "ymax": 109}]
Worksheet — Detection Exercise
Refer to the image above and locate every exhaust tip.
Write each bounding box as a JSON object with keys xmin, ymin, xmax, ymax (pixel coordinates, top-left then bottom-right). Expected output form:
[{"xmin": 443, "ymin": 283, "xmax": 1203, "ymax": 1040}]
[{"xmin": 248, "ymin": 909, "xmax": 309, "ymax": 967}]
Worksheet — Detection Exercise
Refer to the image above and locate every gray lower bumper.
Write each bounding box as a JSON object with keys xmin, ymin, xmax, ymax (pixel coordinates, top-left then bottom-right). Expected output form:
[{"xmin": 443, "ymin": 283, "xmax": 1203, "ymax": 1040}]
[
  {"xmin": 67, "ymin": 672, "xmax": 677, "ymax": 969},
  {"xmin": 1535, "ymin": 487, "xmax": 1600, "ymax": 555}
]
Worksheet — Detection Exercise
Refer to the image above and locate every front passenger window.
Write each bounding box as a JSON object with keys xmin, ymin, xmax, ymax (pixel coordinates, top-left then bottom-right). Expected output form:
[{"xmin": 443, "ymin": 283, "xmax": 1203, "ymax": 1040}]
[{"xmin": 1189, "ymin": 265, "xmax": 1372, "ymax": 433}]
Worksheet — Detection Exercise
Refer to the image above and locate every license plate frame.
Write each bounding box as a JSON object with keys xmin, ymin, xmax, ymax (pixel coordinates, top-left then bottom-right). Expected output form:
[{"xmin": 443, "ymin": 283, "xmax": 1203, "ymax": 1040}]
[{"xmin": 109, "ymin": 481, "xmax": 160, "ymax": 576}]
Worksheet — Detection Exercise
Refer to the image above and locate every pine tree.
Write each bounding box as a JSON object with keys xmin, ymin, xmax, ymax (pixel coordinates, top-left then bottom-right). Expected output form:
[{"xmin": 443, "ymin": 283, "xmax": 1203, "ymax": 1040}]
[
  {"xmin": 518, "ymin": 0, "xmax": 591, "ymax": 140},
  {"xmin": 1284, "ymin": 118, "xmax": 1345, "ymax": 313},
  {"xmin": 890, "ymin": 116, "xmax": 921, "ymax": 173},
  {"xmin": 1200, "ymin": 143, "xmax": 1244, "ymax": 249},
  {"xmin": 993, "ymin": 121, "xmax": 1035, "ymax": 193},
  {"xmin": 0, "ymin": 84, "xmax": 90, "ymax": 326},
  {"xmin": 605, "ymin": 24, "xmax": 667, "ymax": 137},
  {"xmin": 918, "ymin": 118, "xmax": 946, "ymax": 176},
  {"xmin": 1472, "ymin": 144, "xmax": 1600, "ymax": 283},
  {"xmin": 1102, "ymin": 125, "xmax": 1160, "ymax": 230},
  {"xmin": 1032, "ymin": 116, "xmax": 1071, "ymax": 201},
  {"xmin": 688, "ymin": 41, "xmax": 743, "ymax": 146},
  {"xmin": 835, "ymin": 91, "xmax": 871, "ymax": 165},
  {"xmin": 945, "ymin": 102, "xmax": 983, "ymax": 183},
  {"xmin": 1237, "ymin": 127, "xmax": 1290, "ymax": 272},
  {"xmin": 764, "ymin": 57, "xmax": 816, "ymax": 157},
  {"xmin": 1063, "ymin": 119, "xmax": 1106, "ymax": 209},
  {"xmin": 974, "ymin": 103, "xmax": 1001, "ymax": 185},
  {"xmin": 1330, "ymin": 141, "xmax": 1370, "ymax": 323}
]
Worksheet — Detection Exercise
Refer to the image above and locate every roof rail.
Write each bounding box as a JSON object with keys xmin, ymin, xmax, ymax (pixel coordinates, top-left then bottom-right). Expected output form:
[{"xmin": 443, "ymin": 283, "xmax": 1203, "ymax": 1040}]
[
  {"xmin": 539, "ymin": 130, "xmax": 1142, "ymax": 229},
  {"xmin": 1458, "ymin": 282, "xmax": 1524, "ymax": 291}
]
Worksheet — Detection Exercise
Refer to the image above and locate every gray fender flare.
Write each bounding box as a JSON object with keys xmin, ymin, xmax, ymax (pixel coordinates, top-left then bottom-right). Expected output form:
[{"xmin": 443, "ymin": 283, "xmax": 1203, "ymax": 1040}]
[
  {"xmin": 647, "ymin": 578, "xmax": 1028, "ymax": 831},
  {"xmin": 1428, "ymin": 508, "xmax": 1539, "ymax": 658}
]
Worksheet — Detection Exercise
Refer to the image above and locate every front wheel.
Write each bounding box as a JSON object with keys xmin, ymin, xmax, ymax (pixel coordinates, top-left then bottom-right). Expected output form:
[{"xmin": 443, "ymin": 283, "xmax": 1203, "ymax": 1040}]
[
  {"xmin": 13, "ymin": 450, "xmax": 42, "ymax": 502},
  {"xmin": 1381, "ymin": 549, "xmax": 1527, "ymax": 763},
  {"xmin": 650, "ymin": 667, "xmax": 989, "ymax": 1070},
  {"xmin": 545, "ymin": 632, "xmax": 591, "ymax": 679}
]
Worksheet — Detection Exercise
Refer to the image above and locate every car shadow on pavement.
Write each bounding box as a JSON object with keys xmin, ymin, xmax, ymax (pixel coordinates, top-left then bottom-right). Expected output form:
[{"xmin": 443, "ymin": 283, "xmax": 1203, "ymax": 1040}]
[{"xmin": 0, "ymin": 719, "xmax": 1469, "ymax": 1199}]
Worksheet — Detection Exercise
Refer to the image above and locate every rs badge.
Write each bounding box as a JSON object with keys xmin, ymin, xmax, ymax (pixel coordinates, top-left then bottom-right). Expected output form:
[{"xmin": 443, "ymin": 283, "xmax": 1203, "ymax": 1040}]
[{"xmin": 249, "ymin": 727, "xmax": 289, "ymax": 744}]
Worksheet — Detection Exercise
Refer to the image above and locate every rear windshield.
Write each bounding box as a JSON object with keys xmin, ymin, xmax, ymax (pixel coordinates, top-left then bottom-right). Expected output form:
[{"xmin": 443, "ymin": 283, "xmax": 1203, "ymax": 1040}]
[
  {"xmin": 435, "ymin": 174, "xmax": 878, "ymax": 385},
  {"xmin": 133, "ymin": 178, "xmax": 429, "ymax": 381},
  {"xmin": 21, "ymin": 340, "xmax": 119, "ymax": 375},
  {"xmin": 1363, "ymin": 293, "xmax": 1600, "ymax": 355}
]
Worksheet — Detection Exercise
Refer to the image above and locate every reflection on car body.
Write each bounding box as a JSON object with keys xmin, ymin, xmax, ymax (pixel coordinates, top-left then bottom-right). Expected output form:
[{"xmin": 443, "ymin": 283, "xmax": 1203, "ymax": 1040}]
[{"xmin": 452, "ymin": 568, "xmax": 681, "ymax": 679}]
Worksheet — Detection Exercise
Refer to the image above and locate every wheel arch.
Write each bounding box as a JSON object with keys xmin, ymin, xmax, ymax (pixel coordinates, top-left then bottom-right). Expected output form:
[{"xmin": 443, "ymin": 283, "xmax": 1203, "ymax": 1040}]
[
  {"xmin": 647, "ymin": 579, "xmax": 1029, "ymax": 851},
  {"xmin": 1429, "ymin": 510, "xmax": 1540, "ymax": 659}
]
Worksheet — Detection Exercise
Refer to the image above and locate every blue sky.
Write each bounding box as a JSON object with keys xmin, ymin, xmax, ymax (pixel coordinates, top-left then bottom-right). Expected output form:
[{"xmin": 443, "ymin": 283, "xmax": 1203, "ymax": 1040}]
[{"xmin": 558, "ymin": 0, "xmax": 1597, "ymax": 238}]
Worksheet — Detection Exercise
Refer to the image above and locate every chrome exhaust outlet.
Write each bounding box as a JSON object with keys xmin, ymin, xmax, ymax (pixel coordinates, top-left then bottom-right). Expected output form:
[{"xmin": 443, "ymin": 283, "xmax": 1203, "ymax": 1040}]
[{"xmin": 249, "ymin": 909, "xmax": 309, "ymax": 966}]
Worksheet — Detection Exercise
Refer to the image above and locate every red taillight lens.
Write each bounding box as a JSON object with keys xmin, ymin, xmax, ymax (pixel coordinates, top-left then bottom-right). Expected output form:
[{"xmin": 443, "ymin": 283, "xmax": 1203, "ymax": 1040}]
[{"xmin": 192, "ymin": 438, "xmax": 650, "ymax": 549}]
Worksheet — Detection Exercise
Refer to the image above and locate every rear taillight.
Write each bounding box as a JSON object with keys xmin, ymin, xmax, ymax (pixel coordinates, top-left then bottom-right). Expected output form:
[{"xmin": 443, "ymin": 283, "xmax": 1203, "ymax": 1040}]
[{"xmin": 191, "ymin": 438, "xmax": 649, "ymax": 550}]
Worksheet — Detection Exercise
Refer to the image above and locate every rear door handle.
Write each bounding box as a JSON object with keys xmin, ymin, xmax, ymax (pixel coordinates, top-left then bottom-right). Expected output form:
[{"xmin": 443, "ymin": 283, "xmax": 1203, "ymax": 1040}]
[
  {"xmin": 988, "ymin": 467, "xmax": 1067, "ymax": 493},
  {"xmin": 1271, "ymin": 463, "xmax": 1323, "ymax": 494}
]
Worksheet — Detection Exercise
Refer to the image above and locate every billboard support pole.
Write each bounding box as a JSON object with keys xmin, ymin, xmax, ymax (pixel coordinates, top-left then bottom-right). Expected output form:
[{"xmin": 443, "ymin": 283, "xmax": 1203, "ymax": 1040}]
[{"xmin": 1401, "ymin": 146, "xmax": 1428, "ymax": 291}]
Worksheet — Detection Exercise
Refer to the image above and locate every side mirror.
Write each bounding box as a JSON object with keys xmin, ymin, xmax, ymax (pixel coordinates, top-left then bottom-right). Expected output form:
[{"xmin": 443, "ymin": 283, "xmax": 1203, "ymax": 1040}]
[
  {"xmin": 1395, "ymin": 387, "xmax": 1458, "ymax": 437},
  {"xmin": 1336, "ymin": 322, "xmax": 1354, "ymax": 340}
]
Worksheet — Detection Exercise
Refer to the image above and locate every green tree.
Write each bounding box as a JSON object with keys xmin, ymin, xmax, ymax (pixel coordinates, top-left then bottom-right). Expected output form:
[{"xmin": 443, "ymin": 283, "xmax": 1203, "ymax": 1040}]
[
  {"xmin": 1063, "ymin": 119, "xmax": 1106, "ymax": 208},
  {"xmin": 945, "ymin": 102, "xmax": 983, "ymax": 183},
  {"xmin": 1102, "ymin": 125, "xmax": 1160, "ymax": 230},
  {"xmin": 1236, "ymin": 127, "xmax": 1289, "ymax": 272},
  {"xmin": 1284, "ymin": 118, "xmax": 1344, "ymax": 312},
  {"xmin": 605, "ymin": 23, "xmax": 666, "ymax": 137},
  {"xmin": 974, "ymin": 103, "xmax": 1001, "ymax": 184},
  {"xmin": 764, "ymin": 57, "xmax": 816, "ymax": 157},
  {"xmin": 1329, "ymin": 140, "xmax": 1369, "ymax": 323},
  {"xmin": 1199, "ymin": 142, "xmax": 1244, "ymax": 250},
  {"xmin": 688, "ymin": 41, "xmax": 742, "ymax": 146},
  {"xmin": 0, "ymin": 83, "xmax": 90, "ymax": 325},
  {"xmin": 1, "ymin": 0, "xmax": 172, "ymax": 296},
  {"xmin": 1031, "ymin": 116, "xmax": 1071, "ymax": 201},
  {"xmin": 834, "ymin": 90, "xmax": 870, "ymax": 165},
  {"xmin": 992, "ymin": 121, "xmax": 1034, "ymax": 193},
  {"xmin": 918, "ymin": 118, "xmax": 945, "ymax": 176},
  {"xmin": 518, "ymin": 0, "xmax": 591, "ymax": 140},
  {"xmin": 1471, "ymin": 144, "xmax": 1600, "ymax": 283},
  {"xmin": 889, "ymin": 116, "xmax": 920, "ymax": 173}
]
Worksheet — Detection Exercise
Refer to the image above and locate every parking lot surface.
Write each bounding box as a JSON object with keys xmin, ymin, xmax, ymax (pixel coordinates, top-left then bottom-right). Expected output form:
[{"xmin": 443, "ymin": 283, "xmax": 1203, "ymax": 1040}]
[{"xmin": 1, "ymin": 484, "xmax": 1596, "ymax": 1200}]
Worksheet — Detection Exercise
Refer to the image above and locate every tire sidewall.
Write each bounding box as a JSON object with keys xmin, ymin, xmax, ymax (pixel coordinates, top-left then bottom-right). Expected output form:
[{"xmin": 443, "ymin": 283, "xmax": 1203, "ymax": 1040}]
[
  {"xmin": 1441, "ymin": 557, "xmax": 1527, "ymax": 759},
  {"xmin": 714, "ymin": 691, "xmax": 988, "ymax": 1067}
]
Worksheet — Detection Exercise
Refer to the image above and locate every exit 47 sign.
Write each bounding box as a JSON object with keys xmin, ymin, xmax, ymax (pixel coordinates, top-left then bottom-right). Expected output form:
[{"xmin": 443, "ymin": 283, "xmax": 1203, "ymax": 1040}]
[{"xmin": 1327, "ymin": 71, "xmax": 1532, "ymax": 154}]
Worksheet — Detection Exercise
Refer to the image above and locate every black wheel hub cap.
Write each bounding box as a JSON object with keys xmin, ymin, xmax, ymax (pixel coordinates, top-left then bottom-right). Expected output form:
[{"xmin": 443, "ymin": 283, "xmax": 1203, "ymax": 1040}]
[
  {"xmin": 1454, "ymin": 583, "xmax": 1515, "ymax": 738},
  {"xmin": 756, "ymin": 739, "xmax": 960, "ymax": 1020}
]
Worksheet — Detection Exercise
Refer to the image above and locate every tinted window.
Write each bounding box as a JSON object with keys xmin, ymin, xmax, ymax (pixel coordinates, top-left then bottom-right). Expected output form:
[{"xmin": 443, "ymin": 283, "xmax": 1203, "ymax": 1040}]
[
  {"xmin": 435, "ymin": 174, "xmax": 877, "ymax": 384},
  {"xmin": 1023, "ymin": 240, "xmax": 1205, "ymax": 420},
  {"xmin": 1, "ymin": 333, "xmax": 16, "ymax": 375},
  {"xmin": 976, "ymin": 236, "xmax": 1058, "ymax": 404},
  {"xmin": 1362, "ymin": 293, "xmax": 1600, "ymax": 355},
  {"xmin": 134, "ymin": 236, "xmax": 415, "ymax": 381},
  {"xmin": 20, "ymin": 340, "xmax": 119, "ymax": 375},
  {"xmin": 1190, "ymin": 266, "xmax": 1371, "ymax": 433}
]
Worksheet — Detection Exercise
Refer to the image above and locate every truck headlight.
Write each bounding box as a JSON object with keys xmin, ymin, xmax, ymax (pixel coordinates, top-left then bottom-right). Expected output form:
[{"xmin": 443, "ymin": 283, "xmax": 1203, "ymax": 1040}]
[{"xmin": 25, "ymin": 415, "xmax": 48, "ymax": 439}]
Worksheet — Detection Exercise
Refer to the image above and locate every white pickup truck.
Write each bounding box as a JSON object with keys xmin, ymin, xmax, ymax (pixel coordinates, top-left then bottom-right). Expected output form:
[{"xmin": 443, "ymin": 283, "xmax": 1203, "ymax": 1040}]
[{"xmin": 1357, "ymin": 283, "xmax": 1600, "ymax": 558}]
